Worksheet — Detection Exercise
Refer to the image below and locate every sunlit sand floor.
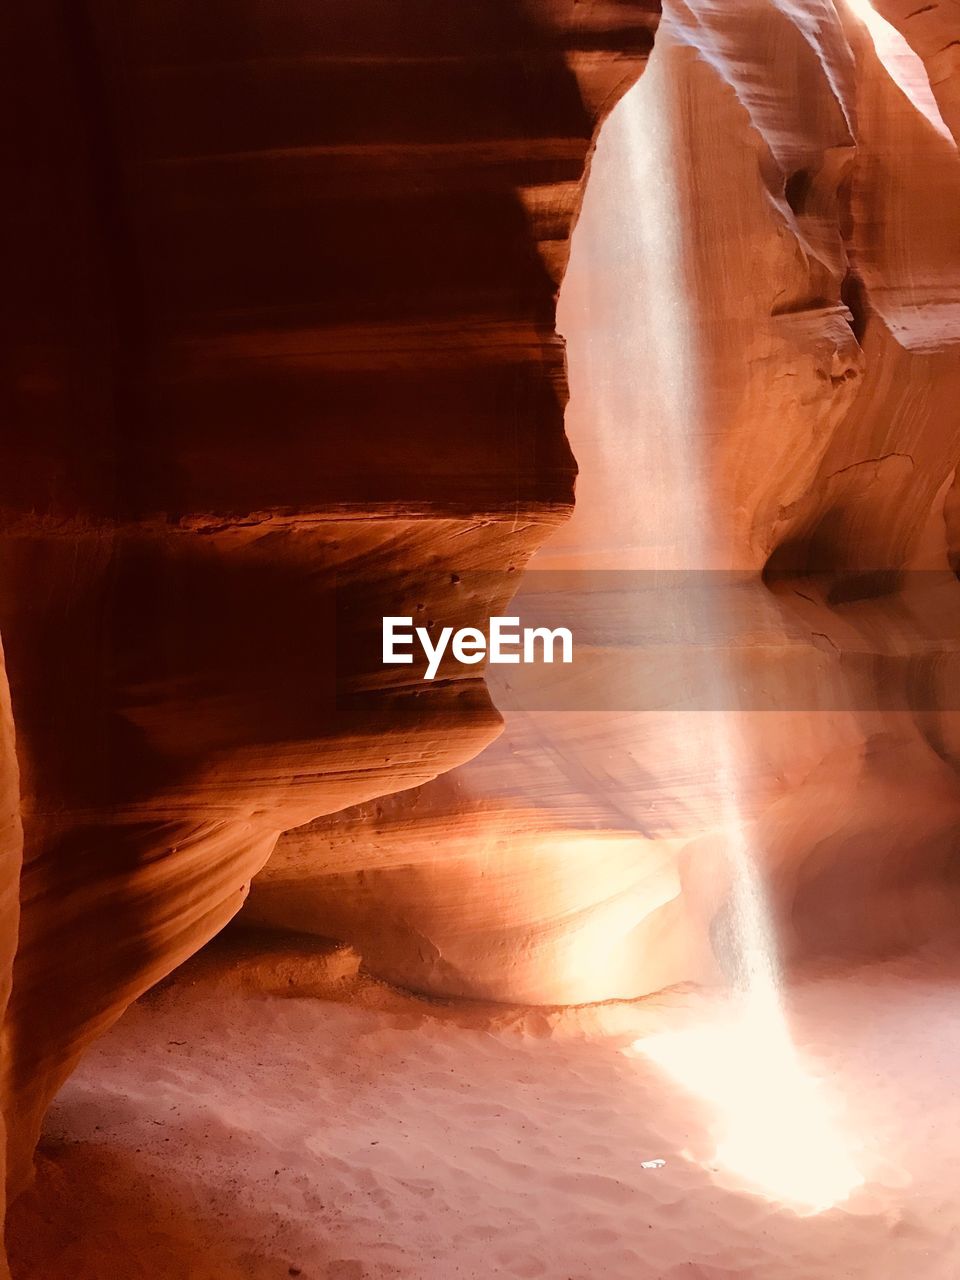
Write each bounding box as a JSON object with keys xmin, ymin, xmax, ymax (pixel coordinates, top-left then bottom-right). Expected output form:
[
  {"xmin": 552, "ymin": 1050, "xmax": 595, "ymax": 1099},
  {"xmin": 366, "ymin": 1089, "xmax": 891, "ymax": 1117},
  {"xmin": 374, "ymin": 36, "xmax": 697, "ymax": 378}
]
[{"xmin": 8, "ymin": 934, "xmax": 960, "ymax": 1279}]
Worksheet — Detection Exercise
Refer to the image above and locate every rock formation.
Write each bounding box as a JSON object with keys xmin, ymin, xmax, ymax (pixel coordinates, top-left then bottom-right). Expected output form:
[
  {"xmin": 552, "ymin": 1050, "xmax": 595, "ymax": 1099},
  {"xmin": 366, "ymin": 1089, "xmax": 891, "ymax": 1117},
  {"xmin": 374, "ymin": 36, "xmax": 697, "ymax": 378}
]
[
  {"xmin": 0, "ymin": 0, "xmax": 657, "ymax": 1258},
  {"xmin": 246, "ymin": 0, "xmax": 960, "ymax": 1003},
  {"xmin": 6, "ymin": 0, "xmax": 960, "ymax": 1272}
]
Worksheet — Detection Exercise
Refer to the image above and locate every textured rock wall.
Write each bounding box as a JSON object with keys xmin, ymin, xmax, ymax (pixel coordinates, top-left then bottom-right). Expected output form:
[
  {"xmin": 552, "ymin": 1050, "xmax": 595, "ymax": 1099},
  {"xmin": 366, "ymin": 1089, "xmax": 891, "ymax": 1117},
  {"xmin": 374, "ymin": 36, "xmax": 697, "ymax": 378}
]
[
  {"xmin": 872, "ymin": 0, "xmax": 960, "ymax": 143},
  {"xmin": 246, "ymin": 0, "xmax": 960, "ymax": 1002},
  {"xmin": 1, "ymin": 0, "xmax": 657, "ymax": 1221},
  {"xmin": 0, "ymin": 658, "xmax": 21, "ymax": 1280}
]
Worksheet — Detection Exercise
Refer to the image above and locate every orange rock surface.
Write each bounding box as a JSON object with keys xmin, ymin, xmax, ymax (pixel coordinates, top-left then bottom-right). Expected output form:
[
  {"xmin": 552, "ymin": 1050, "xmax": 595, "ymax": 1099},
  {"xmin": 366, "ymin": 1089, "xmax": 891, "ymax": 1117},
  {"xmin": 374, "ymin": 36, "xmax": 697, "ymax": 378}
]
[
  {"xmin": 246, "ymin": 0, "xmax": 960, "ymax": 1005},
  {"xmin": 6, "ymin": 0, "xmax": 960, "ymax": 1273},
  {"xmin": 0, "ymin": 0, "xmax": 656, "ymax": 1257}
]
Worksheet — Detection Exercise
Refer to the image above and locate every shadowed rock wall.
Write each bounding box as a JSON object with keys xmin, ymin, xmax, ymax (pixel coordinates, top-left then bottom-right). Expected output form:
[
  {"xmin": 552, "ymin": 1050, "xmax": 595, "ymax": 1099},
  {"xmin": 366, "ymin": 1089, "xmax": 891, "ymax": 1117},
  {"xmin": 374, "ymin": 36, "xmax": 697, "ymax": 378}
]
[{"xmin": 0, "ymin": 0, "xmax": 657, "ymax": 1238}]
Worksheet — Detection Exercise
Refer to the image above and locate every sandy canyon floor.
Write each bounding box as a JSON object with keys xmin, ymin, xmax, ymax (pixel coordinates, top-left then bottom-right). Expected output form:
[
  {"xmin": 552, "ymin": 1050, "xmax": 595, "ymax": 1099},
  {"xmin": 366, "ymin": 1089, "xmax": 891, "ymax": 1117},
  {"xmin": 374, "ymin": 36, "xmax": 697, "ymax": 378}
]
[{"xmin": 7, "ymin": 933, "xmax": 960, "ymax": 1280}]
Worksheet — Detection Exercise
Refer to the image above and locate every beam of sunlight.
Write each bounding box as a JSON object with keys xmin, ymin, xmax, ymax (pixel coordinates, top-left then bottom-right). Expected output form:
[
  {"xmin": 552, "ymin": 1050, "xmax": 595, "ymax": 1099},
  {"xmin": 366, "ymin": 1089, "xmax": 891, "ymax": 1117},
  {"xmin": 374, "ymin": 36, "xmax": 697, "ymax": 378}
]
[
  {"xmin": 627, "ymin": 725, "xmax": 862, "ymax": 1212},
  {"xmin": 631, "ymin": 999, "xmax": 864, "ymax": 1213},
  {"xmin": 590, "ymin": 40, "xmax": 864, "ymax": 1213}
]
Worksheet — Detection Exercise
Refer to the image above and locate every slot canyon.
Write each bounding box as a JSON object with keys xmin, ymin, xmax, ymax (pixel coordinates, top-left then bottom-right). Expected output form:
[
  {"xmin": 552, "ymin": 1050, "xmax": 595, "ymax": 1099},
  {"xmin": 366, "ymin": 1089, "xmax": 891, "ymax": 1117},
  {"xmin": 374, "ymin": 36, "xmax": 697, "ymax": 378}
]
[{"xmin": 4, "ymin": 0, "xmax": 960, "ymax": 1276}]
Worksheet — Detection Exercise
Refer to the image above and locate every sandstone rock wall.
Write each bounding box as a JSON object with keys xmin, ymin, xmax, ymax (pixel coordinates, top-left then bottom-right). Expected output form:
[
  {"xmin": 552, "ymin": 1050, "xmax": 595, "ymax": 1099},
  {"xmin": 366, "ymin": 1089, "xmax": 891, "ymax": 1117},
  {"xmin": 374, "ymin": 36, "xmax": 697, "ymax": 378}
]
[
  {"xmin": 246, "ymin": 0, "xmax": 960, "ymax": 1003},
  {"xmin": 1, "ymin": 0, "xmax": 656, "ymax": 1228}
]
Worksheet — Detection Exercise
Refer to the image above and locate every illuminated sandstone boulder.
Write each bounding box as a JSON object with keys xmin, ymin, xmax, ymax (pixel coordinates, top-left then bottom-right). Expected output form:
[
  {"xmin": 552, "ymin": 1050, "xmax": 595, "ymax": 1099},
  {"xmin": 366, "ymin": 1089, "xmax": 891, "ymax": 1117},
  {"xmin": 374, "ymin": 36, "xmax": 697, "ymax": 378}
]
[{"xmin": 247, "ymin": 0, "xmax": 960, "ymax": 1002}]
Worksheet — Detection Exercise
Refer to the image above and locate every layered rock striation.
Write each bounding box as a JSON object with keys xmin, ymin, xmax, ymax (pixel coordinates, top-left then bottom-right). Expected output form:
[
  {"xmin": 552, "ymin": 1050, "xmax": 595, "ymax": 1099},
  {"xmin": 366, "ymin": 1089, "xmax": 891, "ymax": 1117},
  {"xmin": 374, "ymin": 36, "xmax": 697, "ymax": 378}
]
[{"xmin": 1, "ymin": 0, "xmax": 657, "ymax": 1247}]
